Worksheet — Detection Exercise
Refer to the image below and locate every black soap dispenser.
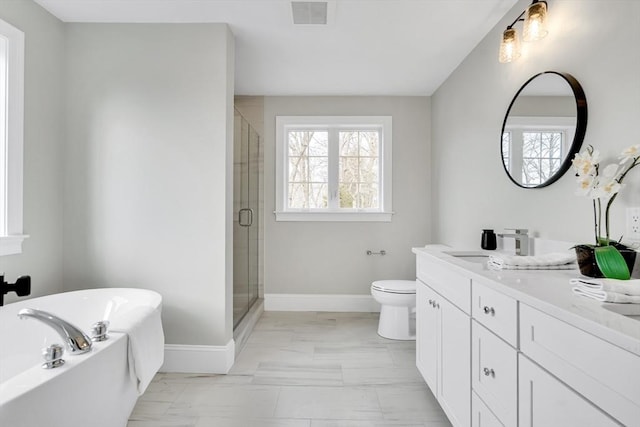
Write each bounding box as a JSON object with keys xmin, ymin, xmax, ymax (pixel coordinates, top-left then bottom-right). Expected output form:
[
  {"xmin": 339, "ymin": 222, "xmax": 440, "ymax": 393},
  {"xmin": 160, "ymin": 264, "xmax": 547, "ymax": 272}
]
[{"xmin": 481, "ymin": 229, "xmax": 497, "ymax": 250}]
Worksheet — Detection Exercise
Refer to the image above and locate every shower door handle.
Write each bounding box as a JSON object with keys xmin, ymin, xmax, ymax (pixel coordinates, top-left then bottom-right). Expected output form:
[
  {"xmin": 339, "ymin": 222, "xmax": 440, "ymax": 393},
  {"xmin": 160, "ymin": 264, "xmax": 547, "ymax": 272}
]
[{"xmin": 238, "ymin": 208, "xmax": 253, "ymax": 227}]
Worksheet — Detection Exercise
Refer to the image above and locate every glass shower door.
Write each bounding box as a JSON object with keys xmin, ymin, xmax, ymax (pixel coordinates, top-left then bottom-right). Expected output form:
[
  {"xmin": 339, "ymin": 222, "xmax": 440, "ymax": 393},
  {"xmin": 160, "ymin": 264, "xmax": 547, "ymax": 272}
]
[{"xmin": 233, "ymin": 110, "xmax": 260, "ymax": 328}]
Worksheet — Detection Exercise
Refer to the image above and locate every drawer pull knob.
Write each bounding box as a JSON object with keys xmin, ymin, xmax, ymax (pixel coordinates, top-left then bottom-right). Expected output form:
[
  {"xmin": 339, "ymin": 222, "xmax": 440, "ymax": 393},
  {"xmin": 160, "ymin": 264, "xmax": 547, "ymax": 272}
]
[
  {"xmin": 435, "ymin": 302, "xmax": 440, "ymax": 309},
  {"xmin": 483, "ymin": 367, "xmax": 495, "ymax": 377},
  {"xmin": 483, "ymin": 306, "xmax": 495, "ymax": 315}
]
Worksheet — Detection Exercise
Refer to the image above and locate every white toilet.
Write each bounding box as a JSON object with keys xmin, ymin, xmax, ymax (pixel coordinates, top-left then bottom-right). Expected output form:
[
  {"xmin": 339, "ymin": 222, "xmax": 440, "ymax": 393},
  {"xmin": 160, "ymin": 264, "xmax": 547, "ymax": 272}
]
[{"xmin": 370, "ymin": 280, "xmax": 416, "ymax": 340}]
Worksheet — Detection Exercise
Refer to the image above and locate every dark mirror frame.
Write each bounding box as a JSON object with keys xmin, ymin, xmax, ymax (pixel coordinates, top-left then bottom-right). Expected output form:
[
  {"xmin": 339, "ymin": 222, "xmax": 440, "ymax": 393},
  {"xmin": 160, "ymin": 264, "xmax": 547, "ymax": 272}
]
[{"xmin": 501, "ymin": 71, "xmax": 588, "ymax": 189}]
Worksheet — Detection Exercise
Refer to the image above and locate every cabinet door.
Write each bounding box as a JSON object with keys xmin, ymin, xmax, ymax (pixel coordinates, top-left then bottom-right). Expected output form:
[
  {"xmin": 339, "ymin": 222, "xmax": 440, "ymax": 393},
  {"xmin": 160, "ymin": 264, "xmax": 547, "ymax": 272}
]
[
  {"xmin": 519, "ymin": 355, "xmax": 622, "ymax": 427},
  {"xmin": 439, "ymin": 297, "xmax": 471, "ymax": 427},
  {"xmin": 416, "ymin": 280, "xmax": 439, "ymax": 395}
]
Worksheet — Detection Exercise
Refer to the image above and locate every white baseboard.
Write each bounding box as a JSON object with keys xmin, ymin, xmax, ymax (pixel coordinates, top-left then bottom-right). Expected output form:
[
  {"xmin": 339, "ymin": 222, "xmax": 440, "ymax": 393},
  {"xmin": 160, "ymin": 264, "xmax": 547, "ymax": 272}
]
[
  {"xmin": 161, "ymin": 340, "xmax": 235, "ymax": 374},
  {"xmin": 264, "ymin": 293, "xmax": 380, "ymax": 312}
]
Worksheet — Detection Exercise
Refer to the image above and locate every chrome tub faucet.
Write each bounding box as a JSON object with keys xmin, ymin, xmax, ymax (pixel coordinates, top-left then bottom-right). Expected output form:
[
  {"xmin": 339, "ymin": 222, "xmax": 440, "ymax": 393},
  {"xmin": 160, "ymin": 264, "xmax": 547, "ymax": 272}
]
[
  {"xmin": 497, "ymin": 228, "xmax": 529, "ymax": 256},
  {"xmin": 18, "ymin": 308, "xmax": 92, "ymax": 354}
]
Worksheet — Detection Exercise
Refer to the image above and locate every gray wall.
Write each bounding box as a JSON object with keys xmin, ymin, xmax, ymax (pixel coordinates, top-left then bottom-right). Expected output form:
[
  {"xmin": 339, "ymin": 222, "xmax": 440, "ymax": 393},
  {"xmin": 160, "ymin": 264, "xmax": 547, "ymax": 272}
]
[
  {"xmin": 0, "ymin": 1, "xmax": 65, "ymax": 301},
  {"xmin": 63, "ymin": 23, "xmax": 235, "ymax": 346},
  {"xmin": 264, "ymin": 96, "xmax": 431, "ymax": 295},
  {"xmin": 509, "ymin": 96, "xmax": 575, "ymax": 116},
  {"xmin": 432, "ymin": 0, "xmax": 640, "ymax": 248}
]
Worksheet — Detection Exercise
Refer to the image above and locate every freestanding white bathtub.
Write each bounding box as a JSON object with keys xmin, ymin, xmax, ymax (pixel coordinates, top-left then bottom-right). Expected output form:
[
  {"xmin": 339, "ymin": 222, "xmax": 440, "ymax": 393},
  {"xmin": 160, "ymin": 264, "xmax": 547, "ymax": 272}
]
[{"xmin": 0, "ymin": 288, "xmax": 164, "ymax": 427}]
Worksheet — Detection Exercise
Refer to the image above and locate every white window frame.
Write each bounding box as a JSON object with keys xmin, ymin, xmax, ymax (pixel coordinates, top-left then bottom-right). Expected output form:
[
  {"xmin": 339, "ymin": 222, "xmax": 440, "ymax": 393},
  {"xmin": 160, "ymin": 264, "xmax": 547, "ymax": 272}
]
[
  {"xmin": 504, "ymin": 116, "xmax": 575, "ymax": 187},
  {"xmin": 275, "ymin": 116, "xmax": 393, "ymax": 222},
  {"xmin": 0, "ymin": 19, "xmax": 26, "ymax": 256}
]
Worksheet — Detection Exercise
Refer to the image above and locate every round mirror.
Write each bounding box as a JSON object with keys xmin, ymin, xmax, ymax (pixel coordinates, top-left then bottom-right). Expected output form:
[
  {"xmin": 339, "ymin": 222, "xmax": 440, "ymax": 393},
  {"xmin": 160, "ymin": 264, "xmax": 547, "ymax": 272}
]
[{"xmin": 501, "ymin": 71, "xmax": 587, "ymax": 188}]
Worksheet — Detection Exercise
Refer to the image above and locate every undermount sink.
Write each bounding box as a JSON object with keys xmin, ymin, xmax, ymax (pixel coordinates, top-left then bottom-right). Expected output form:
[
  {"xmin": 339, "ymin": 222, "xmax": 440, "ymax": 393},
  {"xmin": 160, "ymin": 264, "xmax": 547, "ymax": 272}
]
[
  {"xmin": 443, "ymin": 250, "xmax": 490, "ymax": 264},
  {"xmin": 602, "ymin": 303, "xmax": 640, "ymax": 321}
]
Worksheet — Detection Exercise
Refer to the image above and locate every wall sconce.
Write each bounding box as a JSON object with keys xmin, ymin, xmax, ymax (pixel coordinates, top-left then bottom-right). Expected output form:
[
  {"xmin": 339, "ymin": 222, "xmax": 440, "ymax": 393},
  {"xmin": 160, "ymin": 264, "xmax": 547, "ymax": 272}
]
[{"xmin": 499, "ymin": 0, "xmax": 548, "ymax": 63}]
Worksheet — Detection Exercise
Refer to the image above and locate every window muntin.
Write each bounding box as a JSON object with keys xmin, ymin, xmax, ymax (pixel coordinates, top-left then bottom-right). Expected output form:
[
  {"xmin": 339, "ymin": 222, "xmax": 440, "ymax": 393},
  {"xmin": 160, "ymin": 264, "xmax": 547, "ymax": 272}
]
[{"xmin": 276, "ymin": 116, "xmax": 392, "ymax": 222}]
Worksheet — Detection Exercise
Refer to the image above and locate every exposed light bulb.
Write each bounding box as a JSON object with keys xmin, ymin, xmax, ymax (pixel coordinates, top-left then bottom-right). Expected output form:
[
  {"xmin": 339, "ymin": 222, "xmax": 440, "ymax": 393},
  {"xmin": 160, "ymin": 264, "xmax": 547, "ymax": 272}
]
[
  {"xmin": 523, "ymin": 1, "xmax": 548, "ymax": 42},
  {"xmin": 499, "ymin": 28, "xmax": 521, "ymax": 63}
]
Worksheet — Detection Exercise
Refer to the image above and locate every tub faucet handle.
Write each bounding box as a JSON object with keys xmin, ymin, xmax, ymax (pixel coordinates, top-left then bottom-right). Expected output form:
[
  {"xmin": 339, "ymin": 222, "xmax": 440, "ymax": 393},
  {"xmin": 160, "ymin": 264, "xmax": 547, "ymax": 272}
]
[
  {"xmin": 42, "ymin": 343, "xmax": 65, "ymax": 369},
  {"xmin": 91, "ymin": 320, "xmax": 110, "ymax": 342}
]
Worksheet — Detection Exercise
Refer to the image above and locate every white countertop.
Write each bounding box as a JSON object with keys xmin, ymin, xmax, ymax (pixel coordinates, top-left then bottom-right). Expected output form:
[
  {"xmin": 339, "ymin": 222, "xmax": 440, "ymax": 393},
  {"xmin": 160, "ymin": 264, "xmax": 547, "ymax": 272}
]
[{"xmin": 412, "ymin": 246, "xmax": 640, "ymax": 357}]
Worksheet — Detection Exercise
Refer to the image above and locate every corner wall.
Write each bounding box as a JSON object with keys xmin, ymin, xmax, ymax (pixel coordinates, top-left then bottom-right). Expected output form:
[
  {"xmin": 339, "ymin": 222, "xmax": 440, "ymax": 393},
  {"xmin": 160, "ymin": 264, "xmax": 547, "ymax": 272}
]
[
  {"xmin": 63, "ymin": 24, "xmax": 235, "ymax": 361},
  {"xmin": 431, "ymin": 0, "xmax": 640, "ymax": 248},
  {"xmin": 263, "ymin": 96, "xmax": 431, "ymax": 305},
  {"xmin": 0, "ymin": 1, "xmax": 65, "ymax": 301}
]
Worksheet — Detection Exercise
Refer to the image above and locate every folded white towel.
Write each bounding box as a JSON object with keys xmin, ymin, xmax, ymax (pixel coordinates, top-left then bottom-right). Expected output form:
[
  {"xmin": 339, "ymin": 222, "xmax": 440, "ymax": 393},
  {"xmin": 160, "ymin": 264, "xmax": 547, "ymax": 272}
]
[
  {"xmin": 572, "ymin": 286, "xmax": 640, "ymax": 303},
  {"xmin": 569, "ymin": 278, "xmax": 640, "ymax": 296},
  {"xmin": 110, "ymin": 306, "xmax": 165, "ymax": 395},
  {"xmin": 488, "ymin": 261, "xmax": 576, "ymax": 270},
  {"xmin": 488, "ymin": 252, "xmax": 576, "ymax": 270}
]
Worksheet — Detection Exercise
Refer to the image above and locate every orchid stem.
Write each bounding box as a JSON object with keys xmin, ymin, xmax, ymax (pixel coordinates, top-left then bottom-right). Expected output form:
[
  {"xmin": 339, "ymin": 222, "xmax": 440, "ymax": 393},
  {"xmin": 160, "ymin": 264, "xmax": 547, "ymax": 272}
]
[{"xmin": 593, "ymin": 200, "xmax": 598, "ymax": 245}]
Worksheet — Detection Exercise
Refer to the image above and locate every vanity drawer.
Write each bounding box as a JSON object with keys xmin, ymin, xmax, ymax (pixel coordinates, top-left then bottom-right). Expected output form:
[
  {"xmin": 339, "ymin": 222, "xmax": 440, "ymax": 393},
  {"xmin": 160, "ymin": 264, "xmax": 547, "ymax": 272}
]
[
  {"xmin": 417, "ymin": 253, "xmax": 471, "ymax": 314},
  {"xmin": 519, "ymin": 354, "xmax": 621, "ymax": 427},
  {"xmin": 520, "ymin": 304, "xmax": 640, "ymax": 427},
  {"xmin": 472, "ymin": 279, "xmax": 518, "ymax": 347},
  {"xmin": 472, "ymin": 321, "xmax": 517, "ymax": 427},
  {"xmin": 472, "ymin": 392, "xmax": 504, "ymax": 427}
]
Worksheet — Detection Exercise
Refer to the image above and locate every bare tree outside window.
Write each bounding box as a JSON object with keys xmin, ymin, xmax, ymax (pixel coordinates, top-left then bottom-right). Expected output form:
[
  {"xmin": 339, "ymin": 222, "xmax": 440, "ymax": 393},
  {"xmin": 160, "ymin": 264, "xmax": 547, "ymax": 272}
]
[
  {"xmin": 287, "ymin": 131, "xmax": 328, "ymax": 208},
  {"xmin": 521, "ymin": 131, "xmax": 563, "ymax": 186},
  {"xmin": 339, "ymin": 131, "xmax": 380, "ymax": 209},
  {"xmin": 276, "ymin": 116, "xmax": 392, "ymax": 221}
]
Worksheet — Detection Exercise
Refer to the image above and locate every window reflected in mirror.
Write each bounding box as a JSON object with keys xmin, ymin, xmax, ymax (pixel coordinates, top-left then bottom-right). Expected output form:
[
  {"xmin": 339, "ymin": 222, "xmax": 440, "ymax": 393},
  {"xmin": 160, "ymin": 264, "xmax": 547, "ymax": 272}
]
[{"xmin": 501, "ymin": 72, "xmax": 587, "ymax": 189}]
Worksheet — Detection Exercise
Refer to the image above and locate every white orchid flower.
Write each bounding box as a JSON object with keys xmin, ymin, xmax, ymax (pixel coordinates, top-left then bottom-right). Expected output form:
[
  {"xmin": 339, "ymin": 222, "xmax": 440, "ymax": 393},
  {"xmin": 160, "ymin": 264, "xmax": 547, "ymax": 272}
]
[
  {"xmin": 574, "ymin": 144, "xmax": 640, "ymax": 247},
  {"xmin": 601, "ymin": 163, "xmax": 622, "ymax": 180},
  {"xmin": 572, "ymin": 148, "xmax": 600, "ymax": 176},
  {"xmin": 590, "ymin": 164, "xmax": 623, "ymax": 200},
  {"xmin": 619, "ymin": 144, "xmax": 640, "ymax": 164},
  {"xmin": 592, "ymin": 179, "xmax": 623, "ymax": 200},
  {"xmin": 575, "ymin": 174, "xmax": 595, "ymax": 196}
]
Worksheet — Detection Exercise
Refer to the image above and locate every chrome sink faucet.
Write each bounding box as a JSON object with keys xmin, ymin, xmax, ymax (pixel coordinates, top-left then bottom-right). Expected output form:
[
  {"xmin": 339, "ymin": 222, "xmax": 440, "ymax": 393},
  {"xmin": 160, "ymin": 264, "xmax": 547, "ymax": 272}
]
[
  {"xmin": 497, "ymin": 228, "xmax": 529, "ymax": 256},
  {"xmin": 18, "ymin": 308, "xmax": 92, "ymax": 354}
]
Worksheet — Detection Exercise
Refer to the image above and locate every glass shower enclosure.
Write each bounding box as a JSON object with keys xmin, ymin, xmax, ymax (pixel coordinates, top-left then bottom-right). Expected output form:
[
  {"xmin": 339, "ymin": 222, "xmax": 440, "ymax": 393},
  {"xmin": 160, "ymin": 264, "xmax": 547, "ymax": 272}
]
[{"xmin": 233, "ymin": 109, "xmax": 260, "ymax": 328}]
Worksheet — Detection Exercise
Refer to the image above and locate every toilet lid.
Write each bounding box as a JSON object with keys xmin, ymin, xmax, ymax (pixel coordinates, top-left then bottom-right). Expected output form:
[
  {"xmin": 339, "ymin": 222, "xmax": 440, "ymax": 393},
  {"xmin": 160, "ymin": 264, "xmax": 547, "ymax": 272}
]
[{"xmin": 371, "ymin": 280, "xmax": 416, "ymax": 294}]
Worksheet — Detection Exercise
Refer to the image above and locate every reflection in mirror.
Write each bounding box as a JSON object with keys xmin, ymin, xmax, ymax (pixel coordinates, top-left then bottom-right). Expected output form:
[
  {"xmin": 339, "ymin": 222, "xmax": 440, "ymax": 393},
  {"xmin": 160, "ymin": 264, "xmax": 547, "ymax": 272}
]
[{"xmin": 501, "ymin": 71, "xmax": 587, "ymax": 188}]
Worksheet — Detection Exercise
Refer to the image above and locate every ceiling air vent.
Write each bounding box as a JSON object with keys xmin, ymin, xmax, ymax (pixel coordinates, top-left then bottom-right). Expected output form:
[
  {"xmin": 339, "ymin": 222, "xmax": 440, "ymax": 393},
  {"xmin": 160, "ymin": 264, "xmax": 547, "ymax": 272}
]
[{"xmin": 291, "ymin": 1, "xmax": 328, "ymax": 25}]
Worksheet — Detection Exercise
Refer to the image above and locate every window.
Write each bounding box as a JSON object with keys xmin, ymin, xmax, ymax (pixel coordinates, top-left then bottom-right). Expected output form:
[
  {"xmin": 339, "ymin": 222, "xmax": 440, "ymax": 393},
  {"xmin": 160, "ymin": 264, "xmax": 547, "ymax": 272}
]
[
  {"xmin": 276, "ymin": 116, "xmax": 392, "ymax": 221},
  {"xmin": 0, "ymin": 19, "xmax": 25, "ymax": 256},
  {"xmin": 503, "ymin": 116, "xmax": 575, "ymax": 187}
]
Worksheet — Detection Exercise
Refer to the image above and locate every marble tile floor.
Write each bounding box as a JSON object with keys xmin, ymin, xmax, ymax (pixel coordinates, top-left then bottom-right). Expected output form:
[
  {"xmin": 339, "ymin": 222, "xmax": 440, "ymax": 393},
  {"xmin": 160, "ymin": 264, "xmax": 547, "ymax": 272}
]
[{"xmin": 128, "ymin": 311, "xmax": 452, "ymax": 427}]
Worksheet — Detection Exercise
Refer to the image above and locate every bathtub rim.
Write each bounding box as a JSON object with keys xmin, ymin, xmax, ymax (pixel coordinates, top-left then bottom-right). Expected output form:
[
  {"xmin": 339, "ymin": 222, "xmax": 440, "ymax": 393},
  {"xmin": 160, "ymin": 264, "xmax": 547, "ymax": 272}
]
[{"xmin": 0, "ymin": 287, "xmax": 162, "ymax": 405}]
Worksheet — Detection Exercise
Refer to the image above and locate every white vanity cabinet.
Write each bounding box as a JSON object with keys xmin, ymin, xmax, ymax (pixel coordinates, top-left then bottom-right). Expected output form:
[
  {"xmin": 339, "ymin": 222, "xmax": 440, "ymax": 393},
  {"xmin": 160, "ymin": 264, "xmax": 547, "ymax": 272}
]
[
  {"xmin": 414, "ymin": 247, "xmax": 640, "ymax": 427},
  {"xmin": 416, "ymin": 254, "xmax": 471, "ymax": 427}
]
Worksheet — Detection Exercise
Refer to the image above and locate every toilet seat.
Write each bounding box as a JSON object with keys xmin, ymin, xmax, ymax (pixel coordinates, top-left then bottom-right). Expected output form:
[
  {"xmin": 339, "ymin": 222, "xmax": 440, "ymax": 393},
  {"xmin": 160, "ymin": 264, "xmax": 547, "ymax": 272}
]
[{"xmin": 371, "ymin": 280, "xmax": 416, "ymax": 294}]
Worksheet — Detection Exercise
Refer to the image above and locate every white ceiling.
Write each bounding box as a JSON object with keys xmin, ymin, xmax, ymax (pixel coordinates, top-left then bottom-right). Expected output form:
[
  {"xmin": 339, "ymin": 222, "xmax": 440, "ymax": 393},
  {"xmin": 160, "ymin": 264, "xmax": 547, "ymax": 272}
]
[{"xmin": 33, "ymin": 0, "xmax": 518, "ymax": 96}]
